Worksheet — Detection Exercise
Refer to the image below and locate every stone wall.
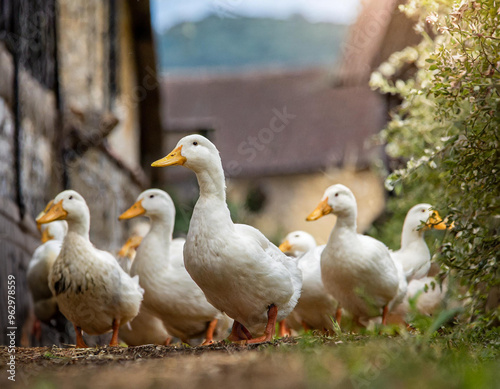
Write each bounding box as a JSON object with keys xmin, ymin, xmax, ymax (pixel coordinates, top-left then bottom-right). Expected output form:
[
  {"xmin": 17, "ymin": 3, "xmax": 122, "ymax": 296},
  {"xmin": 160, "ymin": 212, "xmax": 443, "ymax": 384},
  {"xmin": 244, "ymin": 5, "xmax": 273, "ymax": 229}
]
[
  {"xmin": 68, "ymin": 149, "xmax": 142, "ymax": 251},
  {"xmin": 0, "ymin": 43, "xmax": 16, "ymax": 203},
  {"xmin": 0, "ymin": 0, "xmax": 152, "ymax": 346}
]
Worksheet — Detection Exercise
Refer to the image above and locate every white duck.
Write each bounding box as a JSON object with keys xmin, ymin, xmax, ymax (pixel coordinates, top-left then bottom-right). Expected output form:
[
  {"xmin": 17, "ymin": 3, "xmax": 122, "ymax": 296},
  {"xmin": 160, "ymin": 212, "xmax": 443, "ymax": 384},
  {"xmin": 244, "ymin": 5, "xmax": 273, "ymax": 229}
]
[
  {"xmin": 306, "ymin": 184, "xmax": 402, "ymax": 326},
  {"xmin": 392, "ymin": 276, "xmax": 448, "ymax": 318},
  {"xmin": 37, "ymin": 190, "xmax": 144, "ymax": 348},
  {"xmin": 151, "ymin": 135, "xmax": 302, "ymax": 343},
  {"xmin": 279, "ymin": 233, "xmax": 339, "ymax": 331},
  {"xmin": 119, "ymin": 189, "xmax": 230, "ymax": 345},
  {"xmin": 391, "ymin": 203, "xmax": 449, "ymax": 281},
  {"xmin": 28, "ymin": 204, "xmax": 68, "ymax": 322},
  {"xmin": 115, "ymin": 224, "xmax": 171, "ymax": 346},
  {"xmin": 279, "ymin": 231, "xmax": 317, "ymax": 257}
]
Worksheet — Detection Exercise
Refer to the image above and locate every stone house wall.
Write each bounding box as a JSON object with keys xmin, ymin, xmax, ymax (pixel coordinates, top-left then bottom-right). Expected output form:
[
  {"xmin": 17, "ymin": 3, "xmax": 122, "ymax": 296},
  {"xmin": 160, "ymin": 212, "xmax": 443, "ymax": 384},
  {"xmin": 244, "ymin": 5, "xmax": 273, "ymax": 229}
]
[{"xmin": 0, "ymin": 0, "xmax": 156, "ymax": 346}]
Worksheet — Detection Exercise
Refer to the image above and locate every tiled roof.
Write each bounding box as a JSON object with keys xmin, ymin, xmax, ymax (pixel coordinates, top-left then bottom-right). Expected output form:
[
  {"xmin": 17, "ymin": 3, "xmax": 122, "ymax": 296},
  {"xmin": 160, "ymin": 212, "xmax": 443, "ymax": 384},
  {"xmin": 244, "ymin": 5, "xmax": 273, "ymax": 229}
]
[
  {"xmin": 161, "ymin": 69, "xmax": 386, "ymax": 178},
  {"xmin": 333, "ymin": 0, "xmax": 421, "ymax": 87}
]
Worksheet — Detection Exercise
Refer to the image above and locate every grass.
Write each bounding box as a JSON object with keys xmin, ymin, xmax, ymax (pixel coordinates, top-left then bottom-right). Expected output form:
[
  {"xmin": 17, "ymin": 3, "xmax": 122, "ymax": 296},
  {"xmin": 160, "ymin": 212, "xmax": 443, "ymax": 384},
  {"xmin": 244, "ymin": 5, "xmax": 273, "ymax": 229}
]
[{"xmin": 265, "ymin": 325, "xmax": 499, "ymax": 389}]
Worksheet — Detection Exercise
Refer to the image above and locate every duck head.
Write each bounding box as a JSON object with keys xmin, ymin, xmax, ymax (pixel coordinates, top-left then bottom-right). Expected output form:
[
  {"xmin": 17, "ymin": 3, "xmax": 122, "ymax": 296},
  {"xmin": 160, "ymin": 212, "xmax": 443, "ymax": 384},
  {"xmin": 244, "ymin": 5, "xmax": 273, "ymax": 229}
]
[
  {"xmin": 405, "ymin": 203, "xmax": 449, "ymax": 232},
  {"xmin": 279, "ymin": 231, "xmax": 316, "ymax": 255},
  {"xmin": 36, "ymin": 190, "xmax": 89, "ymax": 225},
  {"xmin": 151, "ymin": 135, "xmax": 221, "ymax": 173},
  {"xmin": 36, "ymin": 191, "xmax": 90, "ymax": 238},
  {"xmin": 119, "ymin": 189, "xmax": 175, "ymax": 222},
  {"xmin": 306, "ymin": 184, "xmax": 357, "ymax": 221}
]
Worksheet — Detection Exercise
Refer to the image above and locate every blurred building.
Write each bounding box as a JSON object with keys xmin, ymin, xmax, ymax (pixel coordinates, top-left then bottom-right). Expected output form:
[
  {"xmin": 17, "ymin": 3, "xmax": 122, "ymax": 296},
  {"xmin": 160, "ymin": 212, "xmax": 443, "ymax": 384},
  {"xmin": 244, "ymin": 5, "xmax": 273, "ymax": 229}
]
[
  {"xmin": 0, "ymin": 0, "xmax": 161, "ymax": 345},
  {"xmin": 161, "ymin": 0, "xmax": 420, "ymax": 243}
]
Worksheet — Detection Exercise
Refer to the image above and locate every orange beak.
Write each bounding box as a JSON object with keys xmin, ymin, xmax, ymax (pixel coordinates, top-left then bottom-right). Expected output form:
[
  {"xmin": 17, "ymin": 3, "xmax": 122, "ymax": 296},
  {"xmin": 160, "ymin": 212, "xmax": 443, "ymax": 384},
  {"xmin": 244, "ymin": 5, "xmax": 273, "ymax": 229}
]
[
  {"xmin": 306, "ymin": 198, "xmax": 333, "ymax": 221},
  {"xmin": 151, "ymin": 145, "xmax": 186, "ymax": 167},
  {"xmin": 118, "ymin": 235, "xmax": 143, "ymax": 257},
  {"xmin": 41, "ymin": 228, "xmax": 53, "ymax": 243},
  {"xmin": 279, "ymin": 239, "xmax": 292, "ymax": 253},
  {"xmin": 119, "ymin": 200, "xmax": 146, "ymax": 220},
  {"xmin": 36, "ymin": 200, "xmax": 68, "ymax": 224},
  {"xmin": 36, "ymin": 200, "xmax": 55, "ymax": 232},
  {"xmin": 426, "ymin": 211, "xmax": 451, "ymax": 230}
]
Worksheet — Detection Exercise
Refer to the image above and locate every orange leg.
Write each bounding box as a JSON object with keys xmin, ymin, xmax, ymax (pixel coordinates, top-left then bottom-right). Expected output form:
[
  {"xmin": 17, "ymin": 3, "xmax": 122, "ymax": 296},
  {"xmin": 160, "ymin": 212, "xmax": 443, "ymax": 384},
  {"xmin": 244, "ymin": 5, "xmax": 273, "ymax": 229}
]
[
  {"xmin": 335, "ymin": 306, "xmax": 342, "ymax": 326},
  {"xmin": 381, "ymin": 305, "xmax": 389, "ymax": 326},
  {"xmin": 241, "ymin": 325, "xmax": 253, "ymax": 340},
  {"xmin": 228, "ymin": 321, "xmax": 249, "ymax": 342},
  {"xmin": 73, "ymin": 324, "xmax": 88, "ymax": 348},
  {"xmin": 246, "ymin": 305, "xmax": 278, "ymax": 344},
  {"xmin": 278, "ymin": 320, "xmax": 291, "ymax": 337},
  {"xmin": 227, "ymin": 321, "xmax": 240, "ymax": 341},
  {"xmin": 301, "ymin": 320, "xmax": 311, "ymax": 332},
  {"xmin": 164, "ymin": 337, "xmax": 172, "ymax": 346},
  {"xmin": 33, "ymin": 319, "xmax": 42, "ymax": 341},
  {"xmin": 109, "ymin": 319, "xmax": 120, "ymax": 347},
  {"xmin": 201, "ymin": 318, "xmax": 218, "ymax": 346}
]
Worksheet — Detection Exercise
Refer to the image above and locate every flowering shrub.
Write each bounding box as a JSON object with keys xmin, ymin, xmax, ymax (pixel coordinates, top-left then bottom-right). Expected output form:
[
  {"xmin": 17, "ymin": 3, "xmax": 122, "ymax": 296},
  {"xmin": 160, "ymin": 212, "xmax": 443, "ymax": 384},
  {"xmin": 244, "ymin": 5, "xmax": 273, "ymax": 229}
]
[{"xmin": 370, "ymin": 0, "xmax": 499, "ymax": 326}]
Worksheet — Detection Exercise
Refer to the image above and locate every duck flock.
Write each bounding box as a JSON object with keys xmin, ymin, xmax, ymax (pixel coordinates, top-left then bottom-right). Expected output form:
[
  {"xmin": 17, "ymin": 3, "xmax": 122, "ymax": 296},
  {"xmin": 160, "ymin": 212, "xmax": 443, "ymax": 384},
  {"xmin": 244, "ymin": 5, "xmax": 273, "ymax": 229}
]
[{"xmin": 28, "ymin": 134, "xmax": 451, "ymax": 347}]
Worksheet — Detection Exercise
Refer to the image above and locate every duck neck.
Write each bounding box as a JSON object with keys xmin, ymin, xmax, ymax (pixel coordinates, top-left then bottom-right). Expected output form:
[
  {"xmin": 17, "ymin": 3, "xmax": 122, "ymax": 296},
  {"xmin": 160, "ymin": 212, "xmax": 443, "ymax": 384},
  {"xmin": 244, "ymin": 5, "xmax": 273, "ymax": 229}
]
[
  {"xmin": 327, "ymin": 211, "xmax": 356, "ymax": 244},
  {"xmin": 334, "ymin": 211, "xmax": 357, "ymax": 232},
  {"xmin": 145, "ymin": 214, "xmax": 173, "ymax": 253},
  {"xmin": 190, "ymin": 161, "xmax": 234, "ymax": 230},
  {"xmin": 67, "ymin": 216, "xmax": 90, "ymax": 240},
  {"xmin": 401, "ymin": 225, "xmax": 424, "ymax": 248},
  {"xmin": 193, "ymin": 161, "xmax": 227, "ymax": 203}
]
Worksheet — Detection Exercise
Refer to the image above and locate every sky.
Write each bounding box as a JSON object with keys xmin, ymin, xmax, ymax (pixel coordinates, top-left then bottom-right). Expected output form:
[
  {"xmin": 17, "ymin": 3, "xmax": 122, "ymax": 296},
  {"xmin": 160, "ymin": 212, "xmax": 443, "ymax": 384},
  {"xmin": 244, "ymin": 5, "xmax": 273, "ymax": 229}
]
[{"xmin": 150, "ymin": 0, "xmax": 362, "ymax": 32}]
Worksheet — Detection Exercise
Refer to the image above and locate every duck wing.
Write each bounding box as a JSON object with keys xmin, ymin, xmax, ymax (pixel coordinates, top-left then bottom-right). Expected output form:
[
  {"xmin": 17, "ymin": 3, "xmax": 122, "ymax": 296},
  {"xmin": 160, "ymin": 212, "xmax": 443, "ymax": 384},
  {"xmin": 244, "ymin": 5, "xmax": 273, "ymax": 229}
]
[
  {"xmin": 234, "ymin": 223, "xmax": 302, "ymax": 311},
  {"xmin": 95, "ymin": 248, "xmax": 144, "ymax": 297},
  {"xmin": 170, "ymin": 237, "xmax": 186, "ymax": 268}
]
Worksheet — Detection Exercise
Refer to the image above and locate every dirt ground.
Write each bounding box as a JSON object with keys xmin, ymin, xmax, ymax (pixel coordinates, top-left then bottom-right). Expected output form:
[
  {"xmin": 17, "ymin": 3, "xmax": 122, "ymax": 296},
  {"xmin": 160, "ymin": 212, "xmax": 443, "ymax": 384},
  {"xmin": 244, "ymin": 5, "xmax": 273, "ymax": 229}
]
[
  {"xmin": 2, "ymin": 333, "xmax": 497, "ymax": 389},
  {"xmin": 0, "ymin": 338, "xmax": 323, "ymax": 389}
]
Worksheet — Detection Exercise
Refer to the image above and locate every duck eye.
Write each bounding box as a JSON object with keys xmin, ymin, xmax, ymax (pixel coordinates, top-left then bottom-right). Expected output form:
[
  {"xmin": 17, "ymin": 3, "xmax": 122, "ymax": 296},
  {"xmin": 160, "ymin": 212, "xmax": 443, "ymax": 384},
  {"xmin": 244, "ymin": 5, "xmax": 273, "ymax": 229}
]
[
  {"xmin": 294, "ymin": 235, "xmax": 299, "ymax": 238},
  {"xmin": 335, "ymin": 193, "xmax": 339, "ymax": 197},
  {"xmin": 150, "ymin": 195, "xmax": 154, "ymax": 199},
  {"xmin": 193, "ymin": 141, "xmax": 198, "ymax": 146},
  {"xmin": 69, "ymin": 196, "xmax": 73, "ymax": 200},
  {"xmin": 422, "ymin": 209, "xmax": 426, "ymax": 213}
]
